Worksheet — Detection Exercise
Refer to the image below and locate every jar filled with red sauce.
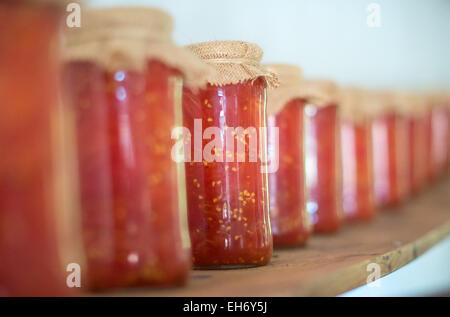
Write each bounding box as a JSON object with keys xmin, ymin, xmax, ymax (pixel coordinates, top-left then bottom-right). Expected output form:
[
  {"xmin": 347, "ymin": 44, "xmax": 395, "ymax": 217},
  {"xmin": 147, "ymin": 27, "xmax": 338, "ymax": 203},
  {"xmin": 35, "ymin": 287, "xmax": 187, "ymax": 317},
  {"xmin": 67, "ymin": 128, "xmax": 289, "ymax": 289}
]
[
  {"xmin": 182, "ymin": 41, "xmax": 278, "ymax": 268},
  {"xmin": 445, "ymin": 95, "xmax": 450, "ymax": 173},
  {"xmin": 444, "ymin": 95, "xmax": 450, "ymax": 172},
  {"xmin": 0, "ymin": 0, "xmax": 80, "ymax": 296},
  {"xmin": 265, "ymin": 64, "xmax": 310, "ymax": 246},
  {"xmin": 63, "ymin": 8, "xmax": 209, "ymax": 290},
  {"xmin": 446, "ymin": 94, "xmax": 450, "ymax": 173},
  {"xmin": 421, "ymin": 107, "xmax": 436, "ymax": 184},
  {"xmin": 429, "ymin": 94, "xmax": 450, "ymax": 178},
  {"xmin": 396, "ymin": 94, "xmax": 428, "ymax": 195},
  {"xmin": 370, "ymin": 92, "xmax": 409, "ymax": 208},
  {"xmin": 301, "ymin": 80, "xmax": 343, "ymax": 233},
  {"xmin": 338, "ymin": 88, "xmax": 375, "ymax": 221}
]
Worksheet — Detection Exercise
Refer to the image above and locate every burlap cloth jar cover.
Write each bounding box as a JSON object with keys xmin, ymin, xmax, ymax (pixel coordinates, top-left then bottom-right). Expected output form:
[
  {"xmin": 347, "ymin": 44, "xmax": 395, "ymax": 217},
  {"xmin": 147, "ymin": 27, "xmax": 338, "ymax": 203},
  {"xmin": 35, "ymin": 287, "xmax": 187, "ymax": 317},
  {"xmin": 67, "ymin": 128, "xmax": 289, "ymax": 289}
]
[
  {"xmin": 362, "ymin": 90, "xmax": 410, "ymax": 119},
  {"xmin": 298, "ymin": 79, "xmax": 339, "ymax": 108},
  {"xmin": 185, "ymin": 41, "xmax": 279, "ymax": 88},
  {"xmin": 265, "ymin": 64, "xmax": 304, "ymax": 116},
  {"xmin": 338, "ymin": 87, "xmax": 372, "ymax": 123},
  {"xmin": 393, "ymin": 93, "xmax": 431, "ymax": 118},
  {"xmin": 64, "ymin": 7, "xmax": 210, "ymax": 88}
]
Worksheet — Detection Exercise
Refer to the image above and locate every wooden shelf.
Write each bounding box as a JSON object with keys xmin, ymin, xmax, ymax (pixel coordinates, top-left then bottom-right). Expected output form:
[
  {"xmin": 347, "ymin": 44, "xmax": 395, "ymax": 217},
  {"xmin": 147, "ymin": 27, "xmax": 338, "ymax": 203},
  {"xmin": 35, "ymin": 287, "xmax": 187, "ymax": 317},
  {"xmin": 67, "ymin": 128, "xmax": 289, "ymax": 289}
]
[{"xmin": 113, "ymin": 179, "xmax": 450, "ymax": 297}]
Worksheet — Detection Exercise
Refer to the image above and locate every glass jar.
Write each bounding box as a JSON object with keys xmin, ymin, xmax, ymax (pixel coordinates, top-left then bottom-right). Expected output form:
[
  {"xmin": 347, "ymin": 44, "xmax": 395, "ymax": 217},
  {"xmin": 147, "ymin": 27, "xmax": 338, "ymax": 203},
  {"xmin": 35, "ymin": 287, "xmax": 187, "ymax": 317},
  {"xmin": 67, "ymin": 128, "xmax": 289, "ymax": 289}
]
[
  {"xmin": 265, "ymin": 64, "xmax": 310, "ymax": 247},
  {"xmin": 423, "ymin": 109, "xmax": 436, "ymax": 184},
  {"xmin": 302, "ymin": 80, "xmax": 343, "ymax": 233},
  {"xmin": 431, "ymin": 104, "xmax": 449, "ymax": 177},
  {"xmin": 407, "ymin": 115, "xmax": 428, "ymax": 194},
  {"xmin": 371, "ymin": 109, "xmax": 409, "ymax": 208},
  {"xmin": 397, "ymin": 94, "xmax": 428, "ymax": 195},
  {"xmin": 183, "ymin": 41, "xmax": 276, "ymax": 268},
  {"xmin": 63, "ymin": 8, "xmax": 203, "ymax": 290},
  {"xmin": 0, "ymin": 0, "xmax": 76, "ymax": 296},
  {"xmin": 339, "ymin": 89, "xmax": 375, "ymax": 221},
  {"xmin": 268, "ymin": 100, "xmax": 310, "ymax": 246},
  {"xmin": 341, "ymin": 120, "xmax": 375, "ymax": 221},
  {"xmin": 446, "ymin": 97, "xmax": 450, "ymax": 173}
]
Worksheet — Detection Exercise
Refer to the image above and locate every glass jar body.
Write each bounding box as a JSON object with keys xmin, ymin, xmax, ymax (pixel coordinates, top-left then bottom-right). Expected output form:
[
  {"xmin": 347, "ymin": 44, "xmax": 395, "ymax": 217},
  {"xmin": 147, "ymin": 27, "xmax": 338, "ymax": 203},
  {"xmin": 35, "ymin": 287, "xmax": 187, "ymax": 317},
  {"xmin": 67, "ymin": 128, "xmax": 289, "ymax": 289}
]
[
  {"xmin": 431, "ymin": 107, "xmax": 449, "ymax": 177},
  {"xmin": 423, "ymin": 111, "xmax": 436, "ymax": 184},
  {"xmin": 0, "ymin": 1, "xmax": 72, "ymax": 296},
  {"xmin": 341, "ymin": 120, "xmax": 376, "ymax": 221},
  {"xmin": 63, "ymin": 60, "xmax": 190, "ymax": 290},
  {"xmin": 305, "ymin": 104, "xmax": 342, "ymax": 233},
  {"xmin": 182, "ymin": 78, "xmax": 273, "ymax": 268},
  {"xmin": 447, "ymin": 108, "xmax": 450, "ymax": 173},
  {"xmin": 371, "ymin": 113, "xmax": 409, "ymax": 208},
  {"xmin": 268, "ymin": 99, "xmax": 310, "ymax": 246},
  {"xmin": 407, "ymin": 117, "xmax": 428, "ymax": 194}
]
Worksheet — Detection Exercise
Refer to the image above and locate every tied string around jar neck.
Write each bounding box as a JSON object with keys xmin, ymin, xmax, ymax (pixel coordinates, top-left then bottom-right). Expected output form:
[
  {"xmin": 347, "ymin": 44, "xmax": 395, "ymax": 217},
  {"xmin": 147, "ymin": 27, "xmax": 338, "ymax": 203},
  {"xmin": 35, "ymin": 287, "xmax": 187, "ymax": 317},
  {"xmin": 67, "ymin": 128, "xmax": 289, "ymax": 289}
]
[
  {"xmin": 265, "ymin": 64, "xmax": 304, "ymax": 116},
  {"xmin": 186, "ymin": 41, "xmax": 279, "ymax": 88},
  {"xmin": 207, "ymin": 57, "xmax": 261, "ymax": 68},
  {"xmin": 64, "ymin": 7, "xmax": 211, "ymax": 89}
]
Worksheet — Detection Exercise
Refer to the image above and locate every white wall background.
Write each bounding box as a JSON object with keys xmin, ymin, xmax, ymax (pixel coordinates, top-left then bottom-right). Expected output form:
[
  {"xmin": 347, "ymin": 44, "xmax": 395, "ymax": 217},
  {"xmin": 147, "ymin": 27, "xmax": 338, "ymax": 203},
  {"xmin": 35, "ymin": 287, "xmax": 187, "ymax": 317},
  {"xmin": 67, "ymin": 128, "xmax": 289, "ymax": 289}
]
[{"xmin": 87, "ymin": 0, "xmax": 450, "ymax": 91}]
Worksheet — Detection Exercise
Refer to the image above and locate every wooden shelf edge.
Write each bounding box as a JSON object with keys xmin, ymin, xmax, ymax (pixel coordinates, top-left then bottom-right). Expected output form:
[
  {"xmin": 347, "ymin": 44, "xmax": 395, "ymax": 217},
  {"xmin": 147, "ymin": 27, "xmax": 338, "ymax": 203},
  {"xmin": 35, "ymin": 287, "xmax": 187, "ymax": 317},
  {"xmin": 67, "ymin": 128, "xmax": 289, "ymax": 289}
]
[
  {"xmin": 98, "ymin": 180, "xmax": 450, "ymax": 297},
  {"xmin": 296, "ymin": 221, "xmax": 450, "ymax": 297}
]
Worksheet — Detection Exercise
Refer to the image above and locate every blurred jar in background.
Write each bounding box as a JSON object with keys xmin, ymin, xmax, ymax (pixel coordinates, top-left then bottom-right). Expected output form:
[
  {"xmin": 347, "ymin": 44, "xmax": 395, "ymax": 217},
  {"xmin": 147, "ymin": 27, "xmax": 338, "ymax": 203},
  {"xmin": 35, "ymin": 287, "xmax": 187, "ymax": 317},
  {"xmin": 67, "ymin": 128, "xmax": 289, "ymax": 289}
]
[
  {"xmin": 301, "ymin": 80, "xmax": 343, "ymax": 233},
  {"xmin": 183, "ymin": 41, "xmax": 278, "ymax": 268},
  {"xmin": 0, "ymin": 0, "xmax": 82, "ymax": 296},
  {"xmin": 265, "ymin": 64, "xmax": 311, "ymax": 247},
  {"xmin": 421, "ymin": 105, "xmax": 435, "ymax": 184},
  {"xmin": 445, "ymin": 94, "xmax": 450, "ymax": 172},
  {"xmin": 338, "ymin": 88, "xmax": 375, "ymax": 221},
  {"xmin": 370, "ymin": 92, "xmax": 410, "ymax": 209},
  {"xmin": 429, "ymin": 94, "xmax": 450, "ymax": 178},
  {"xmin": 395, "ymin": 94, "xmax": 428, "ymax": 195},
  {"xmin": 63, "ymin": 8, "xmax": 209, "ymax": 290}
]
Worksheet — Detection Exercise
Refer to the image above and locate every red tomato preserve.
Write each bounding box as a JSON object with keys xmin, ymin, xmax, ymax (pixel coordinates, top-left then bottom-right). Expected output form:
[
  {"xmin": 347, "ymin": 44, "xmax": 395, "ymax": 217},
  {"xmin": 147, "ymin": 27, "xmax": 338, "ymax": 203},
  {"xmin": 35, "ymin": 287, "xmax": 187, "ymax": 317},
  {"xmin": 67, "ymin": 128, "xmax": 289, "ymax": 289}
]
[
  {"xmin": 268, "ymin": 99, "xmax": 309, "ymax": 246},
  {"xmin": 447, "ymin": 100, "xmax": 450, "ymax": 172},
  {"xmin": 447, "ymin": 106, "xmax": 450, "ymax": 172},
  {"xmin": 63, "ymin": 8, "xmax": 191, "ymax": 290},
  {"xmin": 183, "ymin": 78, "xmax": 272, "ymax": 267},
  {"xmin": 431, "ymin": 106, "xmax": 449, "ymax": 177},
  {"xmin": 341, "ymin": 120, "xmax": 375, "ymax": 221},
  {"xmin": 371, "ymin": 113, "xmax": 409, "ymax": 208},
  {"xmin": 0, "ymin": 1, "xmax": 71, "ymax": 296},
  {"xmin": 406, "ymin": 116, "xmax": 428, "ymax": 194},
  {"xmin": 305, "ymin": 103, "xmax": 342, "ymax": 232},
  {"xmin": 423, "ymin": 110, "xmax": 436, "ymax": 183},
  {"xmin": 182, "ymin": 41, "xmax": 275, "ymax": 267}
]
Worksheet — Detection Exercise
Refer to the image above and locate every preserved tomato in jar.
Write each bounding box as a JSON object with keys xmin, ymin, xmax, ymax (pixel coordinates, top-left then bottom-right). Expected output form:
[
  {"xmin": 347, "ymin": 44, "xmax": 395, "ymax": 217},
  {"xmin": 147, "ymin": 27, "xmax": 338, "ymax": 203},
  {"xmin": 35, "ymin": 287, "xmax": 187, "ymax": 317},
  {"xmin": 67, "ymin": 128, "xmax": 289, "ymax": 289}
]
[
  {"xmin": 370, "ymin": 93, "xmax": 409, "ymax": 208},
  {"xmin": 63, "ymin": 8, "xmax": 208, "ymax": 290},
  {"xmin": 430, "ymin": 97, "xmax": 449, "ymax": 178},
  {"xmin": 444, "ymin": 95, "xmax": 450, "ymax": 172},
  {"xmin": 0, "ymin": 0, "xmax": 78, "ymax": 296},
  {"xmin": 423, "ymin": 109, "xmax": 436, "ymax": 184},
  {"xmin": 406, "ymin": 117, "xmax": 428, "ymax": 194},
  {"xmin": 265, "ymin": 65, "xmax": 310, "ymax": 246},
  {"xmin": 302, "ymin": 80, "xmax": 343, "ymax": 233},
  {"xmin": 396, "ymin": 94, "xmax": 428, "ymax": 195},
  {"xmin": 339, "ymin": 88, "xmax": 375, "ymax": 221},
  {"xmin": 183, "ymin": 41, "xmax": 278, "ymax": 267}
]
